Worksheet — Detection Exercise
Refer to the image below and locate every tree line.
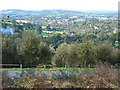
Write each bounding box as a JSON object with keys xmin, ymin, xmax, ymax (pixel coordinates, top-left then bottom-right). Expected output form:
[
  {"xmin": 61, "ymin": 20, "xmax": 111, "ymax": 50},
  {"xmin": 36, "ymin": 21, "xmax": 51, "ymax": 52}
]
[{"xmin": 2, "ymin": 31, "xmax": 119, "ymax": 67}]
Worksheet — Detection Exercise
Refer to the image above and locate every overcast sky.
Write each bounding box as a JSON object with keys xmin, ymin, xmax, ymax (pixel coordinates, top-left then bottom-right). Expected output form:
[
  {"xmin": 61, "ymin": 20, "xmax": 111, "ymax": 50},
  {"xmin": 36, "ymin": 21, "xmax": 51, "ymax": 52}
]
[{"xmin": 0, "ymin": 0, "xmax": 119, "ymax": 11}]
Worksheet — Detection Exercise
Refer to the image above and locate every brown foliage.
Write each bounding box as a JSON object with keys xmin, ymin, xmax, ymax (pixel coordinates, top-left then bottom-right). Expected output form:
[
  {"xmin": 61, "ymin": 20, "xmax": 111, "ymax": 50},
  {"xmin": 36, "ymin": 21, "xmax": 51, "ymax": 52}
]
[{"xmin": 80, "ymin": 62, "xmax": 119, "ymax": 88}]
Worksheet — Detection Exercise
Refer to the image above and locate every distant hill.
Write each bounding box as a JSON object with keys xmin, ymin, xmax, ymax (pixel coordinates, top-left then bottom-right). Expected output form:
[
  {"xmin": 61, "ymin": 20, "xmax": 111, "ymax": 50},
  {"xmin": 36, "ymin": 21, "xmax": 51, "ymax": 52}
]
[
  {"xmin": 2, "ymin": 9, "xmax": 82, "ymax": 12},
  {"xmin": 2, "ymin": 9, "xmax": 117, "ymax": 13},
  {"xmin": 2, "ymin": 9, "xmax": 24, "ymax": 12},
  {"xmin": 1, "ymin": 9, "xmax": 117, "ymax": 20},
  {"xmin": 1, "ymin": 9, "xmax": 85, "ymax": 17},
  {"xmin": 1, "ymin": 9, "xmax": 84, "ymax": 14}
]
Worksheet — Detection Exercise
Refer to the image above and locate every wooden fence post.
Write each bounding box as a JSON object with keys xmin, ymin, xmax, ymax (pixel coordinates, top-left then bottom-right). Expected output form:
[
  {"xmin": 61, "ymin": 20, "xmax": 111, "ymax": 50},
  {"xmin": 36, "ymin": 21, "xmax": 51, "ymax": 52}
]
[{"xmin": 20, "ymin": 64, "xmax": 22, "ymax": 68}]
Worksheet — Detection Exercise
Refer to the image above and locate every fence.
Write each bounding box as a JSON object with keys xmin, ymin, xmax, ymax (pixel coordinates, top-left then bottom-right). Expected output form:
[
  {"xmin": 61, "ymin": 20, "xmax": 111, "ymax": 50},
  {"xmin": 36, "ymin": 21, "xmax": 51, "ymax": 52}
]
[{"xmin": 0, "ymin": 64, "xmax": 22, "ymax": 68}]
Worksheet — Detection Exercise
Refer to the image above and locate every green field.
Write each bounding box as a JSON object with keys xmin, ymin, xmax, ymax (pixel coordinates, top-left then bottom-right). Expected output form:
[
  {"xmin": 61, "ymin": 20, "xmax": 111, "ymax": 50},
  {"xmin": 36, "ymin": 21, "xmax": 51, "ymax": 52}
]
[
  {"xmin": 42, "ymin": 30, "xmax": 64, "ymax": 37},
  {"xmin": 43, "ymin": 30, "xmax": 64, "ymax": 34}
]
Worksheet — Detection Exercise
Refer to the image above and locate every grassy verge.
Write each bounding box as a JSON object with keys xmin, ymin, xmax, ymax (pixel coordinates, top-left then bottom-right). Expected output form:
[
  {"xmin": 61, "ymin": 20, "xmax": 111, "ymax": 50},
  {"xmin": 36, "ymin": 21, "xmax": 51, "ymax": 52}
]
[{"xmin": 0, "ymin": 67, "xmax": 97, "ymax": 71}]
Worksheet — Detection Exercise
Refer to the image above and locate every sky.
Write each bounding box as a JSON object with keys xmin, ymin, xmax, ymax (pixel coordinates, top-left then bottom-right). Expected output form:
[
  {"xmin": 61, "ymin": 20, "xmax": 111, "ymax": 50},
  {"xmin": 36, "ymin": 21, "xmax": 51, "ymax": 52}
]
[{"xmin": 0, "ymin": 0, "xmax": 119, "ymax": 11}]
